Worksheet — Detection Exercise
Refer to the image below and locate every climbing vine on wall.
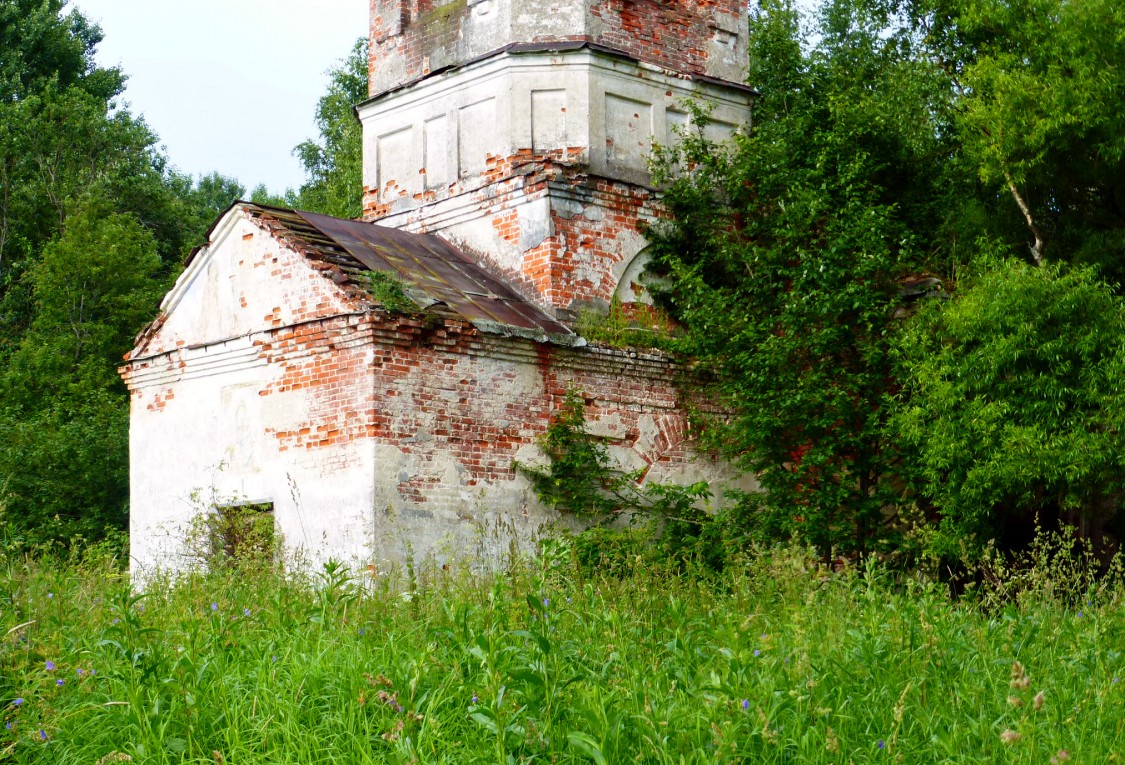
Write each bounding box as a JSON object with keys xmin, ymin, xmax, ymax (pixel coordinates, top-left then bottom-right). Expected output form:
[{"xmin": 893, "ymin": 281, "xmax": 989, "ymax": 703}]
[{"xmin": 515, "ymin": 390, "xmax": 711, "ymax": 521}]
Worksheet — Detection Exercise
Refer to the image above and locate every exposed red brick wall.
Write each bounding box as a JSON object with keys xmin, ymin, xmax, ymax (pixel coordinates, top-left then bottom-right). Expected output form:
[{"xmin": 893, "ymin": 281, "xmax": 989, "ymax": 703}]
[
  {"xmin": 364, "ymin": 152, "xmax": 667, "ymax": 312},
  {"xmin": 234, "ymin": 307, "xmax": 712, "ymax": 506},
  {"xmin": 587, "ymin": 0, "xmax": 742, "ymax": 77},
  {"xmin": 369, "ymin": 0, "xmax": 743, "ymax": 94}
]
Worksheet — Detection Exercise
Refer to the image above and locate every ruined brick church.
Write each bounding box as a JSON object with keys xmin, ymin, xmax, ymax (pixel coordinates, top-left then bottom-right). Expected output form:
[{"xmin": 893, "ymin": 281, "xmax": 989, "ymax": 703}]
[{"xmin": 120, "ymin": 0, "xmax": 755, "ymax": 573}]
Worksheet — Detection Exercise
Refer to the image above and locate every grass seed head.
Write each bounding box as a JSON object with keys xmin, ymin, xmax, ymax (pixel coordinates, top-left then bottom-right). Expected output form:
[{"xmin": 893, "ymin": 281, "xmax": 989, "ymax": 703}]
[
  {"xmin": 999, "ymin": 730, "xmax": 1022, "ymax": 744},
  {"xmin": 1033, "ymin": 691, "xmax": 1045, "ymax": 710},
  {"xmin": 1050, "ymin": 749, "xmax": 1070, "ymax": 764}
]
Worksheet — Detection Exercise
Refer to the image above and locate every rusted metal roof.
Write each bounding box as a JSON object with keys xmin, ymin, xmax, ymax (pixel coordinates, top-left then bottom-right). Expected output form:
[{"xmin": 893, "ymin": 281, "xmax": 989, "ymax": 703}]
[{"xmin": 236, "ymin": 202, "xmax": 579, "ymax": 345}]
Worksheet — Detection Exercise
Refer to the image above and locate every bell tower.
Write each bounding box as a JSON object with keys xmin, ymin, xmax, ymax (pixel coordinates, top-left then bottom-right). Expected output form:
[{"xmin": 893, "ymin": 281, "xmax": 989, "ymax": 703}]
[{"xmin": 357, "ymin": 0, "xmax": 752, "ymax": 317}]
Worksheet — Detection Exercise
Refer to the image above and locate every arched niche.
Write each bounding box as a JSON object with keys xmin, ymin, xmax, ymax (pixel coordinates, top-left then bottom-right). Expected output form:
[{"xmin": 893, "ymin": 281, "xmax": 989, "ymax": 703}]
[{"xmin": 612, "ymin": 247, "xmax": 669, "ymax": 306}]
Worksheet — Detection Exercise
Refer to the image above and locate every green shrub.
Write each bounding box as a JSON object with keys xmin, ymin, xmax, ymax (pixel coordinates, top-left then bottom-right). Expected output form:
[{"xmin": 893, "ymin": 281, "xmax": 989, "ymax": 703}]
[{"xmin": 892, "ymin": 258, "xmax": 1125, "ymax": 559}]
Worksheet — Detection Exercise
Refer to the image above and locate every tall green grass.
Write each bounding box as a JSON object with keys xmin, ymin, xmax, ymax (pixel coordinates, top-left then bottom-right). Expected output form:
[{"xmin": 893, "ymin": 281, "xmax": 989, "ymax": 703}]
[{"xmin": 1, "ymin": 540, "xmax": 1122, "ymax": 763}]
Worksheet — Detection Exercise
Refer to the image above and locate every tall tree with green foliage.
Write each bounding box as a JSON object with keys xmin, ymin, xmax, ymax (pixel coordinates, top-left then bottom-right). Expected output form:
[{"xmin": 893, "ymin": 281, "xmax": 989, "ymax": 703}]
[
  {"xmin": 0, "ymin": 2, "xmax": 244, "ymax": 545},
  {"xmin": 647, "ymin": 0, "xmax": 964, "ymax": 558},
  {"xmin": 293, "ymin": 37, "xmax": 368, "ymax": 219},
  {"xmin": 0, "ymin": 204, "xmax": 164, "ymax": 541},
  {"xmin": 918, "ymin": 0, "xmax": 1125, "ymax": 277},
  {"xmin": 882, "ymin": 0, "xmax": 1125, "ymax": 557}
]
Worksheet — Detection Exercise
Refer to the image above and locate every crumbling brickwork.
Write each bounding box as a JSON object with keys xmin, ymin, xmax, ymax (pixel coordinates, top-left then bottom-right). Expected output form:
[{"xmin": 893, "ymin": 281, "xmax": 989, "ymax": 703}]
[
  {"xmin": 368, "ymin": 0, "xmax": 746, "ymax": 94},
  {"xmin": 365, "ymin": 154, "xmax": 665, "ymax": 312},
  {"xmin": 121, "ymin": 208, "xmax": 751, "ymax": 574},
  {"xmin": 359, "ymin": 1, "xmax": 751, "ymax": 315}
]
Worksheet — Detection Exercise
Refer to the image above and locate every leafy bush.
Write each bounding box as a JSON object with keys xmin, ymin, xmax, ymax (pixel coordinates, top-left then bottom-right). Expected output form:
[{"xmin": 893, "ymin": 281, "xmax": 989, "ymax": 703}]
[{"xmin": 892, "ymin": 258, "xmax": 1125, "ymax": 558}]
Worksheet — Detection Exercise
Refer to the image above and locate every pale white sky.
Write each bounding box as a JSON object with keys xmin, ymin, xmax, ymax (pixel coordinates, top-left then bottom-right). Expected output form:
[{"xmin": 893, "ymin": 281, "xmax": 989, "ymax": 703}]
[{"xmin": 71, "ymin": 0, "xmax": 369, "ymax": 194}]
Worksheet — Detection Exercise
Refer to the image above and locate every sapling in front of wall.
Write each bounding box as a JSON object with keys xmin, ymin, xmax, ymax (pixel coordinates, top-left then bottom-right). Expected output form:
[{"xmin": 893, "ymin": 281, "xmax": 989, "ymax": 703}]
[{"xmin": 514, "ymin": 390, "xmax": 713, "ymax": 568}]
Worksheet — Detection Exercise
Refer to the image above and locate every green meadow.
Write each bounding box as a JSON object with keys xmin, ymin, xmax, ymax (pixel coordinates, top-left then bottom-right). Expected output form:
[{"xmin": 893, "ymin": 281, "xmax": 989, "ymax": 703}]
[{"xmin": 2, "ymin": 541, "xmax": 1122, "ymax": 764}]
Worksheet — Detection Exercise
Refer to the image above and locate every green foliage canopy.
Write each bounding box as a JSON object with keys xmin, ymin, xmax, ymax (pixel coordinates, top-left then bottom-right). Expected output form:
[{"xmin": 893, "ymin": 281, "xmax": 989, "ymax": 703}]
[
  {"xmin": 893, "ymin": 259, "xmax": 1125, "ymax": 556},
  {"xmin": 647, "ymin": 0, "xmax": 964, "ymax": 558},
  {"xmin": 0, "ymin": 3, "xmax": 243, "ymax": 545}
]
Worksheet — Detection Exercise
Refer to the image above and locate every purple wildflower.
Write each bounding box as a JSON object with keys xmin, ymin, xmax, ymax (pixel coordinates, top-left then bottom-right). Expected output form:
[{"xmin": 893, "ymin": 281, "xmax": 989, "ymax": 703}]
[
  {"xmin": 38, "ymin": 729, "xmax": 46, "ymax": 741},
  {"xmin": 112, "ymin": 618, "xmax": 119, "ymax": 625},
  {"xmin": 11, "ymin": 698, "xmax": 23, "ymax": 707},
  {"xmin": 753, "ymin": 649, "xmax": 761, "ymax": 657},
  {"xmin": 243, "ymin": 608, "xmax": 252, "ymax": 617},
  {"xmin": 877, "ymin": 740, "xmax": 885, "ymax": 749},
  {"xmin": 4, "ymin": 722, "xmax": 10, "ymax": 730},
  {"xmin": 45, "ymin": 661, "xmax": 55, "ymax": 671},
  {"xmin": 741, "ymin": 699, "xmax": 749, "ymax": 710},
  {"xmin": 210, "ymin": 602, "xmax": 218, "ymax": 612},
  {"xmin": 472, "ymin": 695, "xmax": 479, "ymax": 704},
  {"xmin": 76, "ymin": 669, "xmax": 83, "ymax": 677},
  {"xmin": 55, "ymin": 680, "xmax": 64, "ymax": 687},
  {"xmin": 543, "ymin": 598, "xmax": 550, "ymax": 607},
  {"xmin": 47, "ymin": 593, "xmax": 53, "ymax": 599}
]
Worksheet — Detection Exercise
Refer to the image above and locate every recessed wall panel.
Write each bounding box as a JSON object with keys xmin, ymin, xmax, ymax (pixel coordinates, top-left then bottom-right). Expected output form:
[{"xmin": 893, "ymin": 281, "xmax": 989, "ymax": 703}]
[
  {"xmin": 704, "ymin": 118, "xmax": 738, "ymax": 145},
  {"xmin": 605, "ymin": 93, "xmax": 653, "ymax": 168},
  {"xmin": 531, "ymin": 89, "xmax": 568, "ymax": 151},
  {"xmin": 459, "ymin": 98, "xmax": 497, "ymax": 177},
  {"xmin": 424, "ymin": 115, "xmax": 452, "ymax": 188},
  {"xmin": 376, "ymin": 126, "xmax": 415, "ymax": 194}
]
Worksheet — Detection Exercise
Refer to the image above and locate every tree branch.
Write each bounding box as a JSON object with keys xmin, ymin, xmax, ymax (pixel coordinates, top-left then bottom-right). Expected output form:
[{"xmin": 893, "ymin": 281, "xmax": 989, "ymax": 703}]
[{"xmin": 1005, "ymin": 172, "xmax": 1045, "ymax": 266}]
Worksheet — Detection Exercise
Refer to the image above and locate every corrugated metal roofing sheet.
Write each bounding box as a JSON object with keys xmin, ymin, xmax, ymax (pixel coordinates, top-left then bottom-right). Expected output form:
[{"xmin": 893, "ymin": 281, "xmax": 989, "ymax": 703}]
[{"xmin": 240, "ymin": 203, "xmax": 578, "ymax": 345}]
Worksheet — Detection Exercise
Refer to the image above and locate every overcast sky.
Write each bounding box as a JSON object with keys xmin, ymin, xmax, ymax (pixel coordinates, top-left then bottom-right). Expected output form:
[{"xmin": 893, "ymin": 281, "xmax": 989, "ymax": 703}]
[{"xmin": 71, "ymin": 0, "xmax": 369, "ymax": 195}]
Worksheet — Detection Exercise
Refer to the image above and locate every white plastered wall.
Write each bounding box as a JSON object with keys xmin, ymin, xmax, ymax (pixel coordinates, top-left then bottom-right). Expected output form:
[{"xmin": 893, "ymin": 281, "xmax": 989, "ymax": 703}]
[{"xmin": 127, "ymin": 211, "xmax": 378, "ymax": 577}]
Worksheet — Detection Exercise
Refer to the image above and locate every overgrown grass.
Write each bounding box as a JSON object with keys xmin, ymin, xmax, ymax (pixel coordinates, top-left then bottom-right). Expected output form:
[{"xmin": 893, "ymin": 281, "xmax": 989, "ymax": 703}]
[{"xmin": 1, "ymin": 540, "xmax": 1122, "ymax": 763}]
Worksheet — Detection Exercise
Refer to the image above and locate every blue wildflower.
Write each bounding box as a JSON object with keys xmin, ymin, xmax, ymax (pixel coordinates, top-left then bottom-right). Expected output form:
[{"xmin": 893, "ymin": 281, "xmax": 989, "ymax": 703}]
[
  {"xmin": 543, "ymin": 598, "xmax": 550, "ymax": 607},
  {"xmin": 4, "ymin": 722, "xmax": 10, "ymax": 730},
  {"xmin": 55, "ymin": 680, "xmax": 63, "ymax": 687},
  {"xmin": 753, "ymin": 649, "xmax": 761, "ymax": 657},
  {"xmin": 741, "ymin": 699, "xmax": 749, "ymax": 710},
  {"xmin": 472, "ymin": 695, "xmax": 479, "ymax": 704},
  {"xmin": 11, "ymin": 698, "xmax": 23, "ymax": 707},
  {"xmin": 44, "ymin": 661, "xmax": 55, "ymax": 671},
  {"xmin": 243, "ymin": 608, "xmax": 252, "ymax": 617},
  {"xmin": 877, "ymin": 740, "xmax": 885, "ymax": 749},
  {"xmin": 38, "ymin": 729, "xmax": 46, "ymax": 740},
  {"xmin": 47, "ymin": 593, "xmax": 53, "ymax": 599},
  {"xmin": 210, "ymin": 602, "xmax": 218, "ymax": 612}
]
